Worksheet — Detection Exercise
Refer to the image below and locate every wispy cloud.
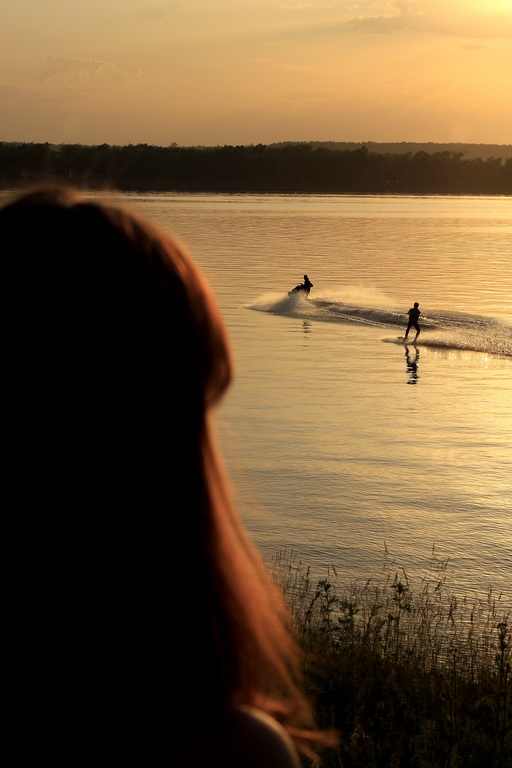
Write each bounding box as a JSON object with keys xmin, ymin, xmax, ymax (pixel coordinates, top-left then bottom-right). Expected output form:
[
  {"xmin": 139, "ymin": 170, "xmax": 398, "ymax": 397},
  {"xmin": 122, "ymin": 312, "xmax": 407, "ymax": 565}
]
[
  {"xmin": 39, "ymin": 55, "xmax": 146, "ymax": 85},
  {"xmin": 343, "ymin": 1, "xmax": 512, "ymax": 39},
  {"xmin": 345, "ymin": 1, "xmax": 423, "ymax": 33}
]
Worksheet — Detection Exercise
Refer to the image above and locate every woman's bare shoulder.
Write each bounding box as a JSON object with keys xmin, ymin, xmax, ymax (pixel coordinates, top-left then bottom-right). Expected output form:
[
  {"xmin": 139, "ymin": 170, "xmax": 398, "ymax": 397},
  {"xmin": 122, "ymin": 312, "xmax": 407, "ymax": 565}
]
[{"xmin": 175, "ymin": 705, "xmax": 301, "ymax": 767}]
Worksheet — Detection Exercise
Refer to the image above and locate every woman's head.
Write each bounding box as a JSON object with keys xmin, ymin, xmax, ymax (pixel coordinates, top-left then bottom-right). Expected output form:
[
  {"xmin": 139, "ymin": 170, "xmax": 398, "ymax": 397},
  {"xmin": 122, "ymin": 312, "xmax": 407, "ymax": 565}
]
[
  {"xmin": 2, "ymin": 187, "xmax": 329, "ymax": 760},
  {"xmin": 1, "ymin": 184, "xmax": 237, "ymax": 544},
  {"xmin": 1, "ymin": 186, "xmax": 232, "ymax": 414},
  {"xmin": 3, "ymin": 184, "xmax": 238, "ymax": 706}
]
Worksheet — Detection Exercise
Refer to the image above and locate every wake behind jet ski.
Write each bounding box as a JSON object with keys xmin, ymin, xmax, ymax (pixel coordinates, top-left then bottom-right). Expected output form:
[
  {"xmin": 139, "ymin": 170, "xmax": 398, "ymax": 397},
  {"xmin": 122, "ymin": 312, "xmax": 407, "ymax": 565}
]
[{"xmin": 288, "ymin": 274, "xmax": 313, "ymax": 297}]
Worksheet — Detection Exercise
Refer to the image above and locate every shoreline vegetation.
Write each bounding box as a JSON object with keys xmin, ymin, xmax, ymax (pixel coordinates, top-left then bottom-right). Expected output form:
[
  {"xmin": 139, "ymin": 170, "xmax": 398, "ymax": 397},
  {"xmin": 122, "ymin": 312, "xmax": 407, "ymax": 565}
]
[
  {"xmin": 1, "ymin": 141, "xmax": 511, "ymax": 195},
  {"xmin": 271, "ymin": 549, "xmax": 511, "ymax": 767}
]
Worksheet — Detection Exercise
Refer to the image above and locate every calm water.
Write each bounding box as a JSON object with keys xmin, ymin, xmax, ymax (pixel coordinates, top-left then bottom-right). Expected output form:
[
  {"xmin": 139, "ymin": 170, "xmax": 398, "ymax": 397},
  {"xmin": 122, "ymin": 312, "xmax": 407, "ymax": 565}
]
[
  {"xmin": 121, "ymin": 192, "xmax": 510, "ymax": 601},
  {"xmin": 6, "ymin": 190, "xmax": 511, "ymax": 599}
]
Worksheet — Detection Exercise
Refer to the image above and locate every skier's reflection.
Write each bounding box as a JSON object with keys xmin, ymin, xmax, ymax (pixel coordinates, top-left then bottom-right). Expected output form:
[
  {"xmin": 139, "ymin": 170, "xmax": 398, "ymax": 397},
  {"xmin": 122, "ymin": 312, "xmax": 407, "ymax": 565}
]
[{"xmin": 405, "ymin": 345, "xmax": 420, "ymax": 385}]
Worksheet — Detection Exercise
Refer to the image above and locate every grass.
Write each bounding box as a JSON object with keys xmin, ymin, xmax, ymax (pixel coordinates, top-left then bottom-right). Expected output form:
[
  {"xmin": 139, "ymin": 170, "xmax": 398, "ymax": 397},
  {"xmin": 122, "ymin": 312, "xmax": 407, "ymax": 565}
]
[{"xmin": 271, "ymin": 547, "xmax": 511, "ymax": 768}]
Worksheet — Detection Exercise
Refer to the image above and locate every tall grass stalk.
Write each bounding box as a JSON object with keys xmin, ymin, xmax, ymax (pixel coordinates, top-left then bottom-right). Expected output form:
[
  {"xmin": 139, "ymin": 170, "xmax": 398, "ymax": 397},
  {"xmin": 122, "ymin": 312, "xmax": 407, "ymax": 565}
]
[{"xmin": 271, "ymin": 548, "xmax": 511, "ymax": 768}]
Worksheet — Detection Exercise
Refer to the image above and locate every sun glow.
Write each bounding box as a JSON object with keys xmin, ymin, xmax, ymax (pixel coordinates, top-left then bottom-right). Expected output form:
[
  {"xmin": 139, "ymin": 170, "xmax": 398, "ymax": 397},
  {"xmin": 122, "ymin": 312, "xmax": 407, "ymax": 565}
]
[{"xmin": 1, "ymin": 0, "xmax": 511, "ymax": 145}]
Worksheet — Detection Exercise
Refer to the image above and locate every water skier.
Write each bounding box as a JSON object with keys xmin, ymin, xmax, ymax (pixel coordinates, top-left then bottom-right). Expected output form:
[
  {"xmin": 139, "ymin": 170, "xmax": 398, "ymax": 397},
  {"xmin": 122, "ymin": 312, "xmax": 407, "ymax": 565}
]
[{"xmin": 404, "ymin": 302, "xmax": 421, "ymax": 342}]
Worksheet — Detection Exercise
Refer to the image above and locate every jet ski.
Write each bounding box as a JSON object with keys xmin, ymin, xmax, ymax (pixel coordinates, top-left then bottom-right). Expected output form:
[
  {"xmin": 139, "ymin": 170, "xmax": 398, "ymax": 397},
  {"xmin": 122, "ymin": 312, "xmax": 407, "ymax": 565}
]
[{"xmin": 288, "ymin": 274, "xmax": 313, "ymax": 297}]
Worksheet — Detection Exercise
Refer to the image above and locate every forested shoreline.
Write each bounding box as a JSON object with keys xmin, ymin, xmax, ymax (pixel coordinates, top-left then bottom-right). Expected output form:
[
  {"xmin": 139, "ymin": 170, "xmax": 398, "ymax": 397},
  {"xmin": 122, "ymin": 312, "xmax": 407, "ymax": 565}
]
[{"xmin": 1, "ymin": 141, "xmax": 511, "ymax": 195}]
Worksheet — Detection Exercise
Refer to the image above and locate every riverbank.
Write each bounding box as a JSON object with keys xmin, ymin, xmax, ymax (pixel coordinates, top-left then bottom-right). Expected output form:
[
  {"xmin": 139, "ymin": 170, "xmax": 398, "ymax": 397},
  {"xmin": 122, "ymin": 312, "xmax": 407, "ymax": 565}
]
[{"xmin": 271, "ymin": 550, "xmax": 511, "ymax": 768}]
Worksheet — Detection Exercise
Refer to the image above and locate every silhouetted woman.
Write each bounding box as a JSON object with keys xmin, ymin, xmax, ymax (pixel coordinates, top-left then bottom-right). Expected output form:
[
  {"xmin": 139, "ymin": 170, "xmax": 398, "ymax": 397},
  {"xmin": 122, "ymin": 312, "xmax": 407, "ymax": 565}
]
[{"xmin": 1, "ymin": 187, "xmax": 332, "ymax": 767}]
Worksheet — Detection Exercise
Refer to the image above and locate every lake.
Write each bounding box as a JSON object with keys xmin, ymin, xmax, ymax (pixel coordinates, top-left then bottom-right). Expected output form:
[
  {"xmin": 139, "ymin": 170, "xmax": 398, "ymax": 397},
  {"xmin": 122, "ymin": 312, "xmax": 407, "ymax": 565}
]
[
  {"xmin": 5, "ymin": 189, "xmax": 511, "ymax": 600},
  {"xmin": 123, "ymin": 192, "xmax": 511, "ymax": 601}
]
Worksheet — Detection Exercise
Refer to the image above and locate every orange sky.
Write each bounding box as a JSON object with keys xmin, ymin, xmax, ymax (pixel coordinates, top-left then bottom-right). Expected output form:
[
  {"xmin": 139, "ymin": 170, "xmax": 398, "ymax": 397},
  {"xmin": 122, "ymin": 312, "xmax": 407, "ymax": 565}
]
[{"xmin": 1, "ymin": 0, "xmax": 511, "ymax": 146}]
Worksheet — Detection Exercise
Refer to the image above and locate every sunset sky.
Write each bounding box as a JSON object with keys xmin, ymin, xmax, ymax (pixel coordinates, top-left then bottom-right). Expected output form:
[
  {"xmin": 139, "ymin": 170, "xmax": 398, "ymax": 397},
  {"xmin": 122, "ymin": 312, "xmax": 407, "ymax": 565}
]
[{"xmin": 1, "ymin": 0, "xmax": 511, "ymax": 147}]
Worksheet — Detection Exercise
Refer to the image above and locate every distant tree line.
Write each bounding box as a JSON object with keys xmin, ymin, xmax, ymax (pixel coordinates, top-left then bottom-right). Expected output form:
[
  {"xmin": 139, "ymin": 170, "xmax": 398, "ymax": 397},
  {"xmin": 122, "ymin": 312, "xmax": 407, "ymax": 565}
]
[
  {"xmin": 1, "ymin": 141, "xmax": 511, "ymax": 195},
  {"xmin": 283, "ymin": 141, "xmax": 512, "ymax": 161}
]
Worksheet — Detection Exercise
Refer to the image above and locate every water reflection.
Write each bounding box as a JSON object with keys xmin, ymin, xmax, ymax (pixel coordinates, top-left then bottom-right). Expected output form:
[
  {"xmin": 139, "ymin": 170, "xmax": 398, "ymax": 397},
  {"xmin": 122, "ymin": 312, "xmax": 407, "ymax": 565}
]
[
  {"xmin": 405, "ymin": 346, "xmax": 420, "ymax": 385},
  {"xmin": 303, "ymin": 321, "xmax": 312, "ymax": 335}
]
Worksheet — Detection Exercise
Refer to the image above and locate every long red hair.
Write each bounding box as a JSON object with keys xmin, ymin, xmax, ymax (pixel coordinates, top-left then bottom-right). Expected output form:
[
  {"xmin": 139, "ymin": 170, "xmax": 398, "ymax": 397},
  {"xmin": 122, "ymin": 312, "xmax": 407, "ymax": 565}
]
[{"xmin": 1, "ymin": 187, "xmax": 332, "ymax": 762}]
